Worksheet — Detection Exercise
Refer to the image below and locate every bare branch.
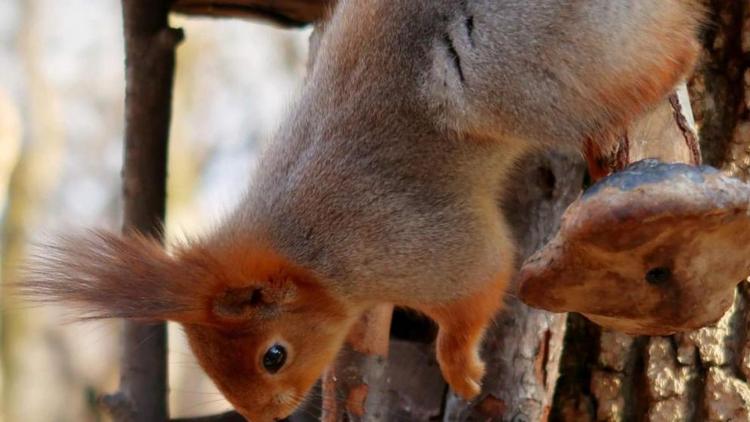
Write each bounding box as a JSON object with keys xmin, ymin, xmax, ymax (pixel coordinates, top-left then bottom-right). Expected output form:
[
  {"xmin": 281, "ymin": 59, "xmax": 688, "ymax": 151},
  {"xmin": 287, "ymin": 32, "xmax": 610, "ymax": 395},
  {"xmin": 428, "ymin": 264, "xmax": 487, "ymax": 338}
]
[
  {"xmin": 171, "ymin": 0, "xmax": 334, "ymax": 26},
  {"xmin": 171, "ymin": 411, "xmax": 245, "ymax": 422},
  {"xmin": 110, "ymin": 0, "xmax": 182, "ymax": 420}
]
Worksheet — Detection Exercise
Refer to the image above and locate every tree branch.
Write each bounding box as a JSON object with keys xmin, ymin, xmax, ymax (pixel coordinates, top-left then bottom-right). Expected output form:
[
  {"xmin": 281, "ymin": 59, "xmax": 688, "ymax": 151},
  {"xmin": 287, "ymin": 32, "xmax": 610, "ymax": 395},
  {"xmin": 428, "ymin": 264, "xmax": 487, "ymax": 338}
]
[
  {"xmin": 104, "ymin": 1, "xmax": 183, "ymax": 421},
  {"xmin": 171, "ymin": 0, "xmax": 334, "ymax": 26},
  {"xmin": 171, "ymin": 411, "xmax": 245, "ymax": 422}
]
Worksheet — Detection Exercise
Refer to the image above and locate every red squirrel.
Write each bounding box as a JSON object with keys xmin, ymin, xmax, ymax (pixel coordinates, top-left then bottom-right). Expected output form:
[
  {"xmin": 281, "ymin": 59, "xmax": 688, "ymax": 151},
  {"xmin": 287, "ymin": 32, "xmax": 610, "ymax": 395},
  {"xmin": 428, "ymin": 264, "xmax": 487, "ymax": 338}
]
[{"xmin": 26, "ymin": 1, "xmax": 702, "ymax": 420}]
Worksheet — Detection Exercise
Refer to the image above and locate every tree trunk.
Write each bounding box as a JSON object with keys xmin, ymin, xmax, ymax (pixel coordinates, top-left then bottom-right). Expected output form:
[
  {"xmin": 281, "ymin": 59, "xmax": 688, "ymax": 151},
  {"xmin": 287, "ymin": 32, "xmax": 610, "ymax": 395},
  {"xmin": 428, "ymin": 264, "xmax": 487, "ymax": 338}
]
[{"xmin": 552, "ymin": 1, "xmax": 750, "ymax": 419}]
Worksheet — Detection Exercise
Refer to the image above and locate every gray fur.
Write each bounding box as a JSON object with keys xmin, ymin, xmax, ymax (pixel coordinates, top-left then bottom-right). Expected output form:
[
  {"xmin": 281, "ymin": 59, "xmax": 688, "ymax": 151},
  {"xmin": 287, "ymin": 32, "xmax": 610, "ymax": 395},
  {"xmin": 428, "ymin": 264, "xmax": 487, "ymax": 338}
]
[{"xmin": 212, "ymin": 0, "xmax": 700, "ymax": 305}]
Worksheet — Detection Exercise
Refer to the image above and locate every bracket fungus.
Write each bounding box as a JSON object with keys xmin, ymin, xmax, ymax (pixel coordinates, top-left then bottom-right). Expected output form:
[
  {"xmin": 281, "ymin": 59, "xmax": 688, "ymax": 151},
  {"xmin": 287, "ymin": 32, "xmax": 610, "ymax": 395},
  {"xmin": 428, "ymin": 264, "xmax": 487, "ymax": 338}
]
[
  {"xmin": 518, "ymin": 90, "xmax": 750, "ymax": 335},
  {"xmin": 518, "ymin": 159, "xmax": 750, "ymax": 335}
]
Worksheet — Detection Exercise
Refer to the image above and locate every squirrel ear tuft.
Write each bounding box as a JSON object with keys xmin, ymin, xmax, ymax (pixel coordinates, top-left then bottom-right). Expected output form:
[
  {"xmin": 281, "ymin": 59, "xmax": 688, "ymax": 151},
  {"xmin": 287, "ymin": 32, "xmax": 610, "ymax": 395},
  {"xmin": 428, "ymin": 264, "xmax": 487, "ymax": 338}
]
[
  {"xmin": 22, "ymin": 230, "xmax": 210, "ymax": 323},
  {"xmin": 212, "ymin": 277, "xmax": 299, "ymax": 321}
]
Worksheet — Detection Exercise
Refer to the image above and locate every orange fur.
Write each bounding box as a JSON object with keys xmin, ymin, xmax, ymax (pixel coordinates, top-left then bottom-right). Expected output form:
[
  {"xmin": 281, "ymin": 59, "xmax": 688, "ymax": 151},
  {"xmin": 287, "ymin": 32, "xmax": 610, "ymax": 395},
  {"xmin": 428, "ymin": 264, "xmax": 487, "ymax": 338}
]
[
  {"xmin": 174, "ymin": 241, "xmax": 359, "ymax": 421},
  {"xmin": 23, "ymin": 231, "xmax": 211, "ymax": 322},
  {"xmin": 416, "ymin": 270, "xmax": 512, "ymax": 399},
  {"xmin": 595, "ymin": 37, "xmax": 699, "ymax": 137},
  {"xmin": 24, "ymin": 232, "xmax": 358, "ymax": 421}
]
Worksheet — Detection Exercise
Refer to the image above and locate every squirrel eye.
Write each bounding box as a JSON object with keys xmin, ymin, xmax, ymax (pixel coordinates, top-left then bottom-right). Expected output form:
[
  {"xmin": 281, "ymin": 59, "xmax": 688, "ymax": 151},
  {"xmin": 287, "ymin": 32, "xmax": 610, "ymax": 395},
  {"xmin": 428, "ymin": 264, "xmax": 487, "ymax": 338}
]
[{"xmin": 262, "ymin": 344, "xmax": 287, "ymax": 374}]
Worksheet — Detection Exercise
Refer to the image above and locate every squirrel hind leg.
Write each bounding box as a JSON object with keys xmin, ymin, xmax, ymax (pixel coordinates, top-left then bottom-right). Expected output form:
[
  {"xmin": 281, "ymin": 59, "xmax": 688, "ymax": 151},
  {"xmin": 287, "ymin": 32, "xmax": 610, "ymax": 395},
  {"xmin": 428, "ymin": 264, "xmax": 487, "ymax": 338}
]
[{"xmin": 418, "ymin": 274, "xmax": 509, "ymax": 400}]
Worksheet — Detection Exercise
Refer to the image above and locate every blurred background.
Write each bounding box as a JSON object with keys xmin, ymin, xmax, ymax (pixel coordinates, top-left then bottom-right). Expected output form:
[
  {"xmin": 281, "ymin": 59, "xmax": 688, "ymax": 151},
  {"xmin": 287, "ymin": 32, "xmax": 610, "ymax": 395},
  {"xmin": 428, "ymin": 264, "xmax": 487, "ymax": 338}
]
[{"xmin": 0, "ymin": 1, "xmax": 310, "ymax": 420}]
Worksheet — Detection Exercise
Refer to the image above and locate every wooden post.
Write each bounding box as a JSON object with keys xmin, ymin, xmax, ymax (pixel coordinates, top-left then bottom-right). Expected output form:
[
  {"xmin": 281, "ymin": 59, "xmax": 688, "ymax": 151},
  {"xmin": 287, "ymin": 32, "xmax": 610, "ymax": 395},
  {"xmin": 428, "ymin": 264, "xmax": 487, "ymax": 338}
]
[{"xmin": 100, "ymin": 2, "xmax": 183, "ymax": 421}]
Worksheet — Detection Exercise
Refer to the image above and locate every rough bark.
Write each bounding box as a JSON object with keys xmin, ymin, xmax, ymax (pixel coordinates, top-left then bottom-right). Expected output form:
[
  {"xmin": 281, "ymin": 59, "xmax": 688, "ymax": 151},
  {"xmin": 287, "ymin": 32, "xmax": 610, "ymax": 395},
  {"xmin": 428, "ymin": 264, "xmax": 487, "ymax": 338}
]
[
  {"xmin": 103, "ymin": 1, "xmax": 183, "ymax": 421},
  {"xmin": 689, "ymin": 0, "xmax": 749, "ymax": 172},
  {"xmin": 171, "ymin": 0, "xmax": 333, "ymax": 27},
  {"xmin": 554, "ymin": 288, "xmax": 750, "ymax": 422}
]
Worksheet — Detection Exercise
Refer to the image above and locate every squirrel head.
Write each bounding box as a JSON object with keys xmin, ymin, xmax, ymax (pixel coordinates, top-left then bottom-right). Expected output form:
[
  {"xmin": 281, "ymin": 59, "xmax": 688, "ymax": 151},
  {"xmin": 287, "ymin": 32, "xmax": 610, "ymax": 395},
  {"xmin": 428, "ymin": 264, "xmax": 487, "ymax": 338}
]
[{"xmin": 23, "ymin": 230, "xmax": 357, "ymax": 421}]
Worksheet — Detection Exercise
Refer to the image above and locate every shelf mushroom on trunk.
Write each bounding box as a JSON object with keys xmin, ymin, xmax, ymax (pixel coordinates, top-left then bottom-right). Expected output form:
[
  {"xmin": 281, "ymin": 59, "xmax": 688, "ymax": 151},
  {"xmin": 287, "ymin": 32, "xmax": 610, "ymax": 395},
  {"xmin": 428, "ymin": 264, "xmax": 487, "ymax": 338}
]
[{"xmin": 518, "ymin": 87, "xmax": 750, "ymax": 335}]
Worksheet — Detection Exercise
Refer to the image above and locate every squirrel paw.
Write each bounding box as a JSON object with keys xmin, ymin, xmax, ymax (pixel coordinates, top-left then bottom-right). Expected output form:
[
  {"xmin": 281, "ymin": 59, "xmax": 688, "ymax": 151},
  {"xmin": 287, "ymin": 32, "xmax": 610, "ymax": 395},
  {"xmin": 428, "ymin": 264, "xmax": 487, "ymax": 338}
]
[{"xmin": 438, "ymin": 346, "xmax": 486, "ymax": 400}]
